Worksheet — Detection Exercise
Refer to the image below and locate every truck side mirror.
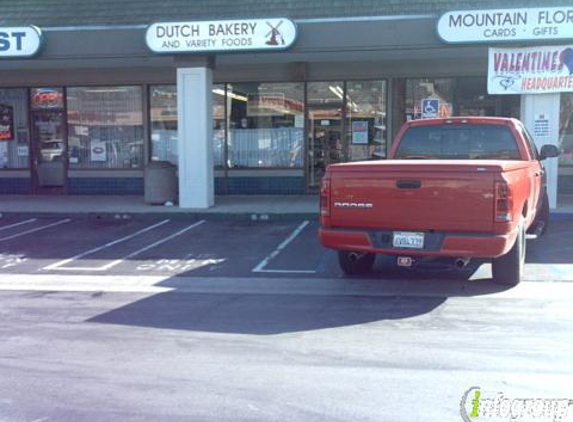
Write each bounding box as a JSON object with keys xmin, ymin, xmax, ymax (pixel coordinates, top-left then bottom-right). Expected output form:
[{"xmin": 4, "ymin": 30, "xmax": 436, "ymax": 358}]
[{"xmin": 539, "ymin": 144, "xmax": 560, "ymax": 160}]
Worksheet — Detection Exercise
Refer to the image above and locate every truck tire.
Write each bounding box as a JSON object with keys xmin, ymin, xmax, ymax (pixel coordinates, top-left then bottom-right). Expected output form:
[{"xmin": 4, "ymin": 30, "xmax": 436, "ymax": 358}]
[
  {"xmin": 338, "ymin": 251, "xmax": 376, "ymax": 275},
  {"xmin": 534, "ymin": 191, "xmax": 550, "ymax": 237},
  {"xmin": 492, "ymin": 221, "xmax": 525, "ymax": 286}
]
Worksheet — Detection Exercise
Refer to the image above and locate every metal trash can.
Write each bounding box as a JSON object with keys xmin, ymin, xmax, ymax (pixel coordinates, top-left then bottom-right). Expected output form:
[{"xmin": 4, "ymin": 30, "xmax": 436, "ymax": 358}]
[{"xmin": 144, "ymin": 160, "xmax": 177, "ymax": 205}]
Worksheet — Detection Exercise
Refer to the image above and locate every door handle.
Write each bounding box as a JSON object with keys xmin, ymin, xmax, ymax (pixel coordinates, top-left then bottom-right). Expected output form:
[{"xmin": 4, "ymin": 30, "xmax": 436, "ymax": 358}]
[{"xmin": 396, "ymin": 180, "xmax": 422, "ymax": 189}]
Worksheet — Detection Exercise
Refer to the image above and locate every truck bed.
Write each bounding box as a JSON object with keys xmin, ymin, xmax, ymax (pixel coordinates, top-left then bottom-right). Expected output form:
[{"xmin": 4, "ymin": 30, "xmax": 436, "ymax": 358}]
[{"xmin": 328, "ymin": 160, "xmax": 529, "ymax": 233}]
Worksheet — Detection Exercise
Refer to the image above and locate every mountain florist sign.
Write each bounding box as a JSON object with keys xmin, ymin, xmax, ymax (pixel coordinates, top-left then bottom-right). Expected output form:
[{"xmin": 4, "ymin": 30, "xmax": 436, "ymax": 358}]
[
  {"xmin": 438, "ymin": 7, "xmax": 573, "ymax": 43},
  {"xmin": 488, "ymin": 45, "xmax": 573, "ymax": 95},
  {"xmin": 0, "ymin": 26, "xmax": 42, "ymax": 57},
  {"xmin": 146, "ymin": 18, "xmax": 297, "ymax": 53}
]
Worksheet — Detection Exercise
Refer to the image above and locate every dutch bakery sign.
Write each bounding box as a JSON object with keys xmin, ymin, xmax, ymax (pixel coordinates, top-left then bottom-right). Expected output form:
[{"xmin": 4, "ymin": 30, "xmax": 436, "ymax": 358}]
[
  {"xmin": 0, "ymin": 26, "xmax": 42, "ymax": 57},
  {"xmin": 146, "ymin": 18, "xmax": 297, "ymax": 53},
  {"xmin": 438, "ymin": 6, "xmax": 573, "ymax": 43},
  {"xmin": 488, "ymin": 45, "xmax": 573, "ymax": 95}
]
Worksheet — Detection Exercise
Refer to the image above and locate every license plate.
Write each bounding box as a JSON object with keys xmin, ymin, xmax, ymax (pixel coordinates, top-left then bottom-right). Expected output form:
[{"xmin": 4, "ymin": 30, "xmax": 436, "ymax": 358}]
[{"xmin": 393, "ymin": 232, "xmax": 424, "ymax": 249}]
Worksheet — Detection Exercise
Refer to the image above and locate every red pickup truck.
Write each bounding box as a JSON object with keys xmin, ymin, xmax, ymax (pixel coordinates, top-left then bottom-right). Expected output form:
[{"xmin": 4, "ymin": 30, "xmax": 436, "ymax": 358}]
[{"xmin": 319, "ymin": 117, "xmax": 560, "ymax": 285}]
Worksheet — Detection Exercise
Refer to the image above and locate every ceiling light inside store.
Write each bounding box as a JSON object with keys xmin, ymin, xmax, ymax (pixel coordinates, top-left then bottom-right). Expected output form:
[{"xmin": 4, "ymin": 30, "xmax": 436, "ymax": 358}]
[
  {"xmin": 212, "ymin": 88, "xmax": 247, "ymax": 102},
  {"xmin": 328, "ymin": 85, "xmax": 343, "ymax": 100},
  {"xmin": 82, "ymin": 89, "xmax": 129, "ymax": 93}
]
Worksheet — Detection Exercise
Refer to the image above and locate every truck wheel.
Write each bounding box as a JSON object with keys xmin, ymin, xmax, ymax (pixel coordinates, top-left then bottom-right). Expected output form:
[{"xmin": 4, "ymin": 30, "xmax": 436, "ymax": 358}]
[
  {"xmin": 492, "ymin": 221, "xmax": 525, "ymax": 286},
  {"xmin": 534, "ymin": 191, "xmax": 550, "ymax": 237},
  {"xmin": 338, "ymin": 251, "xmax": 376, "ymax": 275}
]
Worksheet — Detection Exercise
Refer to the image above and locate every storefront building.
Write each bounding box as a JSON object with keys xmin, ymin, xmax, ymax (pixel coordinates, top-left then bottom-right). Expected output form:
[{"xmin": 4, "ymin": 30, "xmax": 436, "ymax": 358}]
[{"xmin": 0, "ymin": 0, "xmax": 571, "ymax": 209}]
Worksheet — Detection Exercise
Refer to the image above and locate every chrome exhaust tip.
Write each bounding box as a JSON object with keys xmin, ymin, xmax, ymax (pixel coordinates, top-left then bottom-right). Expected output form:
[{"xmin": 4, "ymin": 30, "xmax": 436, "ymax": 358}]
[
  {"xmin": 455, "ymin": 258, "xmax": 470, "ymax": 269},
  {"xmin": 348, "ymin": 252, "xmax": 360, "ymax": 262}
]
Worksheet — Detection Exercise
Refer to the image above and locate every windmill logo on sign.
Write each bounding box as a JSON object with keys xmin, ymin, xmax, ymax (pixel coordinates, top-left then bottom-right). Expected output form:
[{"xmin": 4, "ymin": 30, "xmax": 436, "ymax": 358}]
[{"xmin": 266, "ymin": 21, "xmax": 285, "ymax": 46}]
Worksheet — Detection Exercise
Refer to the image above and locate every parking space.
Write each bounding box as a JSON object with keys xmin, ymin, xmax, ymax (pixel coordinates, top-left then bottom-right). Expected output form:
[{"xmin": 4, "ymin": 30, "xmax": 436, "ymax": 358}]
[
  {"xmin": 0, "ymin": 216, "xmax": 326, "ymax": 278},
  {"xmin": 110, "ymin": 219, "xmax": 324, "ymax": 277},
  {"xmin": 0, "ymin": 215, "xmax": 571, "ymax": 282}
]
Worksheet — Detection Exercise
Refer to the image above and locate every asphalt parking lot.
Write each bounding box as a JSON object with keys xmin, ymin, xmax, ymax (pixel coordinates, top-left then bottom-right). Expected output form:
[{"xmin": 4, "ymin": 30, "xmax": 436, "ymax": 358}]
[
  {"xmin": 1, "ymin": 215, "xmax": 573, "ymax": 422},
  {"xmin": 0, "ymin": 215, "xmax": 571, "ymax": 283}
]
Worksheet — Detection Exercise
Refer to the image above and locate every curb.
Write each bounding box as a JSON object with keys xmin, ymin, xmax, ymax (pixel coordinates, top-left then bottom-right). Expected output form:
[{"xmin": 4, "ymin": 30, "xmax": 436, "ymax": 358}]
[
  {"xmin": 1, "ymin": 211, "xmax": 570, "ymax": 222},
  {"xmin": 1, "ymin": 274, "xmax": 572, "ymax": 299},
  {"xmin": 0, "ymin": 210, "xmax": 319, "ymax": 222}
]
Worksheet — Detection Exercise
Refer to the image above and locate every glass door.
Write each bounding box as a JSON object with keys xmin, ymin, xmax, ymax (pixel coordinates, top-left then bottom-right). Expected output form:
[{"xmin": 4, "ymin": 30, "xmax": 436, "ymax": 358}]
[
  {"xmin": 307, "ymin": 82, "xmax": 345, "ymax": 191},
  {"xmin": 307, "ymin": 108, "xmax": 344, "ymax": 189},
  {"xmin": 31, "ymin": 110, "xmax": 67, "ymax": 193},
  {"xmin": 30, "ymin": 88, "xmax": 67, "ymax": 193}
]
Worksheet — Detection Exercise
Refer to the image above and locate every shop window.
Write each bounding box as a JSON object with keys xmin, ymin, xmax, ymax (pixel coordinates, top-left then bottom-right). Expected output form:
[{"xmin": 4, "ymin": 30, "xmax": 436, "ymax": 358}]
[
  {"xmin": 559, "ymin": 94, "xmax": 573, "ymax": 167},
  {"xmin": 149, "ymin": 84, "xmax": 226, "ymax": 168},
  {"xmin": 345, "ymin": 81, "xmax": 387, "ymax": 160},
  {"xmin": 212, "ymin": 84, "xmax": 226, "ymax": 168},
  {"xmin": 456, "ymin": 77, "xmax": 520, "ymax": 118},
  {"xmin": 150, "ymin": 85, "xmax": 177, "ymax": 165},
  {"xmin": 67, "ymin": 86, "xmax": 144, "ymax": 169},
  {"xmin": 393, "ymin": 78, "xmax": 454, "ymax": 138},
  {"xmin": 405, "ymin": 78, "xmax": 454, "ymax": 121},
  {"xmin": 0, "ymin": 88, "xmax": 30, "ymax": 169},
  {"xmin": 227, "ymin": 82, "xmax": 304, "ymax": 168}
]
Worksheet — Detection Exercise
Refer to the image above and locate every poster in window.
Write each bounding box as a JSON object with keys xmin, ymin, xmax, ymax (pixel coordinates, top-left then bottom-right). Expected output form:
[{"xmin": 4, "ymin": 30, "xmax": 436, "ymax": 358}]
[
  {"xmin": 0, "ymin": 104, "xmax": 14, "ymax": 141},
  {"xmin": 352, "ymin": 121, "xmax": 369, "ymax": 145},
  {"xmin": 17, "ymin": 145, "xmax": 29, "ymax": 157},
  {"xmin": 247, "ymin": 93, "xmax": 304, "ymax": 117},
  {"xmin": 421, "ymin": 99, "xmax": 439, "ymax": 119},
  {"xmin": 247, "ymin": 93, "xmax": 284, "ymax": 116},
  {"xmin": 534, "ymin": 113, "xmax": 550, "ymax": 137},
  {"xmin": 90, "ymin": 140, "xmax": 107, "ymax": 162}
]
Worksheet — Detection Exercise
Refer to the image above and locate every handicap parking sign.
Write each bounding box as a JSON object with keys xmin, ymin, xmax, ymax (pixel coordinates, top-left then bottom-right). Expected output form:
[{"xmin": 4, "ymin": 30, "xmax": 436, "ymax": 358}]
[{"xmin": 421, "ymin": 99, "xmax": 439, "ymax": 119}]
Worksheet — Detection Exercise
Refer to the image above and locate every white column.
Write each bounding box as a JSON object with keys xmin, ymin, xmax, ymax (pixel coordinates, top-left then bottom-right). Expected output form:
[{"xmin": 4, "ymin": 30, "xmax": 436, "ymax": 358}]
[
  {"xmin": 520, "ymin": 93, "xmax": 560, "ymax": 209},
  {"xmin": 177, "ymin": 67, "xmax": 214, "ymax": 209}
]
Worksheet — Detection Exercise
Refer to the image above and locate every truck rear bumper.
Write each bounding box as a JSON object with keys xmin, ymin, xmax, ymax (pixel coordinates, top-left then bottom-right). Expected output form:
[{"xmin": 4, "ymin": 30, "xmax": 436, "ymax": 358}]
[{"xmin": 319, "ymin": 227, "xmax": 518, "ymax": 259}]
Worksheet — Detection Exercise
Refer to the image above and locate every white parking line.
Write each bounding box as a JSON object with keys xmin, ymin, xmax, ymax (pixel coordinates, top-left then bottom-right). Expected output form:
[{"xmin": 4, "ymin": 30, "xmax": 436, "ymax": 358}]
[
  {"xmin": 253, "ymin": 268, "xmax": 318, "ymax": 274},
  {"xmin": 252, "ymin": 220, "xmax": 316, "ymax": 274},
  {"xmin": 0, "ymin": 219, "xmax": 71, "ymax": 242},
  {"xmin": 43, "ymin": 219, "xmax": 171, "ymax": 271},
  {"xmin": 0, "ymin": 218, "xmax": 37, "ymax": 232},
  {"xmin": 43, "ymin": 219, "xmax": 206, "ymax": 272},
  {"xmin": 79, "ymin": 220, "xmax": 206, "ymax": 271}
]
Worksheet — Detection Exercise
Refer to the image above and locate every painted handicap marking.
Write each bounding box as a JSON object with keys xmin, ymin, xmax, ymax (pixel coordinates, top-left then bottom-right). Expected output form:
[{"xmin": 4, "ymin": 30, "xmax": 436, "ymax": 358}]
[
  {"xmin": 43, "ymin": 220, "xmax": 206, "ymax": 272},
  {"xmin": 136, "ymin": 254, "xmax": 226, "ymax": 273},
  {"xmin": 525, "ymin": 263, "xmax": 573, "ymax": 281},
  {"xmin": 43, "ymin": 219, "xmax": 172, "ymax": 271}
]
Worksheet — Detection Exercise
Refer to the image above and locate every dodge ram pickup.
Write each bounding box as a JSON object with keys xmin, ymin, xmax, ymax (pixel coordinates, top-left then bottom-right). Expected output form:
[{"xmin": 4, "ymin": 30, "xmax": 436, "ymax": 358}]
[{"xmin": 319, "ymin": 117, "xmax": 560, "ymax": 285}]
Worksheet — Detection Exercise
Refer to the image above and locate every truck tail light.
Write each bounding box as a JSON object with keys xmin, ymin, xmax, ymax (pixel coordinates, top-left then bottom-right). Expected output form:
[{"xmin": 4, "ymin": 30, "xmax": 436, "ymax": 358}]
[
  {"xmin": 320, "ymin": 178, "xmax": 331, "ymax": 217},
  {"xmin": 495, "ymin": 181, "xmax": 513, "ymax": 222}
]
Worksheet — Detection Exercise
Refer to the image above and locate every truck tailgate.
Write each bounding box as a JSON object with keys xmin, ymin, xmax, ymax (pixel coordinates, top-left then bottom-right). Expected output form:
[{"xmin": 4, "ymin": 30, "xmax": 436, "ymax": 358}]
[{"xmin": 329, "ymin": 161, "xmax": 503, "ymax": 233}]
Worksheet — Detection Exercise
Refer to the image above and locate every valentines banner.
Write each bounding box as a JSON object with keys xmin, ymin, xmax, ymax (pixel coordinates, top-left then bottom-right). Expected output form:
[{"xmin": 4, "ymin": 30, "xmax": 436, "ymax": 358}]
[{"xmin": 488, "ymin": 45, "xmax": 573, "ymax": 94}]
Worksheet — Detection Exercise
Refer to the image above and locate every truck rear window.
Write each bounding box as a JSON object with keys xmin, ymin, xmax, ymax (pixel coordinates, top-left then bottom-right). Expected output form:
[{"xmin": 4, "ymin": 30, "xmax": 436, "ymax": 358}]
[{"xmin": 395, "ymin": 125, "xmax": 521, "ymax": 160}]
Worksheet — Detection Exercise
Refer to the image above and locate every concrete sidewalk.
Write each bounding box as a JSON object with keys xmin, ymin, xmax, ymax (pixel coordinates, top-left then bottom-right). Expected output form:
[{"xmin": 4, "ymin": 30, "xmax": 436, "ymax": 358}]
[{"xmin": 0, "ymin": 195, "xmax": 319, "ymax": 220}]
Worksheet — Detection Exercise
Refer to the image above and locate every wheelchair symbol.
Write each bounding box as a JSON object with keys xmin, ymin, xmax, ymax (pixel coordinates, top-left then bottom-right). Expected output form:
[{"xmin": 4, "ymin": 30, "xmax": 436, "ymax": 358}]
[{"xmin": 422, "ymin": 99, "xmax": 439, "ymax": 118}]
